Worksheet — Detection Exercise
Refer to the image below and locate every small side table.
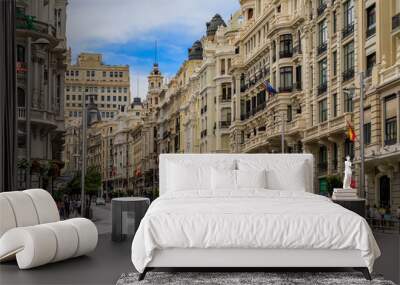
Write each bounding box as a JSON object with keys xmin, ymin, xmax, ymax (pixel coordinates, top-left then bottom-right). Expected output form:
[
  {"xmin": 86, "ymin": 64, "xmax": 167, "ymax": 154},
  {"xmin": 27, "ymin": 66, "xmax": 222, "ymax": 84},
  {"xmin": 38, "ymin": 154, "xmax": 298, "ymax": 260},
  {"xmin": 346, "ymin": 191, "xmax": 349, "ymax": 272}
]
[
  {"xmin": 111, "ymin": 197, "xmax": 150, "ymax": 242},
  {"xmin": 332, "ymin": 198, "xmax": 366, "ymax": 218}
]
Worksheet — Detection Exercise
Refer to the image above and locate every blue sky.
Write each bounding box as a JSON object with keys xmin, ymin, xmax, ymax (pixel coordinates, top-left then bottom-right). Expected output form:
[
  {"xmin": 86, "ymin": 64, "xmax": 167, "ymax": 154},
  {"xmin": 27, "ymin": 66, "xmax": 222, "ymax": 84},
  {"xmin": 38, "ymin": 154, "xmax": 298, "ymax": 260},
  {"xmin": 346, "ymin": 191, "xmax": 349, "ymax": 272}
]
[{"xmin": 67, "ymin": 0, "xmax": 240, "ymax": 100}]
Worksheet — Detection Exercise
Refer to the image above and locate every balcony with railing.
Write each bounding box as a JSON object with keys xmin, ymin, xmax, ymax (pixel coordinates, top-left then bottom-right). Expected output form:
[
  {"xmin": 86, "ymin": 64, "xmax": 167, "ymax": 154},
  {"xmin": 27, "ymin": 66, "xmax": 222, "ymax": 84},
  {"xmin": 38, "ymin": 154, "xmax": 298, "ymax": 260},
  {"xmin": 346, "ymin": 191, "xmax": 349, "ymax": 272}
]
[
  {"xmin": 240, "ymin": 68, "xmax": 270, "ymax": 94},
  {"xmin": 392, "ymin": 13, "xmax": 400, "ymax": 31},
  {"xmin": 342, "ymin": 68, "xmax": 355, "ymax": 82},
  {"xmin": 293, "ymin": 45, "xmax": 302, "ymax": 55},
  {"xmin": 317, "ymin": 2, "xmax": 327, "ymax": 16},
  {"xmin": 317, "ymin": 82, "xmax": 327, "ymax": 95},
  {"xmin": 219, "ymin": 121, "xmax": 231, "ymax": 129},
  {"xmin": 367, "ymin": 218, "xmax": 400, "ymax": 234},
  {"xmin": 366, "ymin": 25, "xmax": 376, "ymax": 38},
  {"xmin": 219, "ymin": 95, "xmax": 232, "ymax": 103},
  {"xmin": 342, "ymin": 24, "xmax": 354, "ymax": 39},
  {"xmin": 286, "ymin": 117, "xmax": 305, "ymax": 134},
  {"xmin": 317, "ymin": 42, "xmax": 327, "ymax": 55},
  {"xmin": 241, "ymin": 103, "xmax": 267, "ymax": 122},
  {"xmin": 384, "ymin": 119, "xmax": 397, "ymax": 146},
  {"xmin": 255, "ymin": 102, "xmax": 266, "ymax": 113},
  {"xmin": 17, "ymin": 107, "xmax": 26, "ymax": 120},
  {"xmin": 278, "ymin": 86, "xmax": 293, "ymax": 93},
  {"xmin": 16, "ymin": 12, "xmax": 57, "ymax": 38},
  {"xmin": 279, "ymin": 50, "xmax": 293, "ymax": 59}
]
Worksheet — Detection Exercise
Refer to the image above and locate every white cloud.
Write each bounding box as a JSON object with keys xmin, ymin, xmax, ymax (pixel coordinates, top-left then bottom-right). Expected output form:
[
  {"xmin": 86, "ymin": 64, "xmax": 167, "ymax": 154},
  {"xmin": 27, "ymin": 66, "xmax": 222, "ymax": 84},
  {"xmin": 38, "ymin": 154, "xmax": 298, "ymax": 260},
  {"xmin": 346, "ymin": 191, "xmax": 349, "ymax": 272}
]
[
  {"xmin": 129, "ymin": 70, "xmax": 148, "ymax": 101},
  {"xmin": 66, "ymin": 0, "xmax": 239, "ymax": 96},
  {"xmin": 67, "ymin": 0, "xmax": 238, "ymax": 48}
]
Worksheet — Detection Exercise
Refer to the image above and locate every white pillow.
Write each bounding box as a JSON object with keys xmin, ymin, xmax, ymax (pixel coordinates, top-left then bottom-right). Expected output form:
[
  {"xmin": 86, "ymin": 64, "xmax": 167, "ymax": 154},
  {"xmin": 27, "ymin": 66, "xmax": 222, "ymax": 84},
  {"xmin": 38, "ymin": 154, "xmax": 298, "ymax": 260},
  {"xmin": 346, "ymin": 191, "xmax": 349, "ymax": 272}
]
[
  {"xmin": 238, "ymin": 159, "xmax": 307, "ymax": 191},
  {"xmin": 266, "ymin": 163, "xmax": 307, "ymax": 191},
  {"xmin": 236, "ymin": 169, "xmax": 267, "ymax": 189},
  {"xmin": 211, "ymin": 168, "xmax": 236, "ymax": 190},
  {"xmin": 168, "ymin": 162, "xmax": 210, "ymax": 191},
  {"xmin": 167, "ymin": 160, "xmax": 236, "ymax": 192}
]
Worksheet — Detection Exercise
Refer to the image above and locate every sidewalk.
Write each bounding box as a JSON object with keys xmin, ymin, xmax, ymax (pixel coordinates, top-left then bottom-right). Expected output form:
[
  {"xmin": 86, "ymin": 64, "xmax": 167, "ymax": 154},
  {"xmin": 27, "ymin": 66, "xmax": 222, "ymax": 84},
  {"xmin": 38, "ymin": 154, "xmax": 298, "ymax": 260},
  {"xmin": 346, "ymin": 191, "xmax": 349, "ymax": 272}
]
[{"xmin": 92, "ymin": 202, "xmax": 112, "ymax": 234}]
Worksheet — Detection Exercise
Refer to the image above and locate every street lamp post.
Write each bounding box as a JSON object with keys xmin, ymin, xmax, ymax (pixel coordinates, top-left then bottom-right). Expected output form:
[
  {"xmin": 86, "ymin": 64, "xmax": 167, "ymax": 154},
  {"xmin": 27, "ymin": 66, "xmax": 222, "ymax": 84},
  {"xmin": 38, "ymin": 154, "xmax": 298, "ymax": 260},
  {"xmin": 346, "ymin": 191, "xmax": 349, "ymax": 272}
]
[
  {"xmin": 26, "ymin": 38, "xmax": 50, "ymax": 189},
  {"xmin": 359, "ymin": 72, "xmax": 365, "ymax": 199},
  {"xmin": 281, "ymin": 111, "xmax": 285, "ymax": 153},
  {"xmin": 81, "ymin": 92, "xmax": 86, "ymax": 216}
]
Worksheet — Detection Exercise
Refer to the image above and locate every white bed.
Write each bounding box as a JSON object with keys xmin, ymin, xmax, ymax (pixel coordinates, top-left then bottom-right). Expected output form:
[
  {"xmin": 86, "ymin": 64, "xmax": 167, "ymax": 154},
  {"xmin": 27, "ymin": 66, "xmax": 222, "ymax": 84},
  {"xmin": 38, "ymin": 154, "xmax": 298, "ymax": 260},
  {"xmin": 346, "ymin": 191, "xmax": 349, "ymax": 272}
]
[{"xmin": 131, "ymin": 154, "xmax": 380, "ymax": 280}]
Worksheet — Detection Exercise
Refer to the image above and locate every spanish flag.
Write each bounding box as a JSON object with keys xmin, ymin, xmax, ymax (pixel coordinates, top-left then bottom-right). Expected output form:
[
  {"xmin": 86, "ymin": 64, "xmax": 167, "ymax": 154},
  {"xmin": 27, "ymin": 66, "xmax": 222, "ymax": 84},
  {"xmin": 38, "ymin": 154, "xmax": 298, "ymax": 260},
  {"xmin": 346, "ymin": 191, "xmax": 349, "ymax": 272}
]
[{"xmin": 347, "ymin": 121, "xmax": 356, "ymax": 142}]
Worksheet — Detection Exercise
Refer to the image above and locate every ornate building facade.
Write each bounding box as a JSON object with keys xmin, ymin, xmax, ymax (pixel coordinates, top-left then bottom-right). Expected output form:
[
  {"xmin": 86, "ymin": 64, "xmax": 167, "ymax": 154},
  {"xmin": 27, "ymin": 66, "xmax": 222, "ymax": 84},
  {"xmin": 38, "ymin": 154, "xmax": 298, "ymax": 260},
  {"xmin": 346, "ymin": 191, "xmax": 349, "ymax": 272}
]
[
  {"xmin": 144, "ymin": 1, "xmax": 400, "ymax": 207},
  {"xmin": 229, "ymin": 0, "xmax": 400, "ymax": 208},
  {"xmin": 15, "ymin": 0, "xmax": 68, "ymax": 190},
  {"xmin": 64, "ymin": 52, "xmax": 131, "ymax": 121},
  {"xmin": 72, "ymin": 1, "xmax": 400, "ymax": 209}
]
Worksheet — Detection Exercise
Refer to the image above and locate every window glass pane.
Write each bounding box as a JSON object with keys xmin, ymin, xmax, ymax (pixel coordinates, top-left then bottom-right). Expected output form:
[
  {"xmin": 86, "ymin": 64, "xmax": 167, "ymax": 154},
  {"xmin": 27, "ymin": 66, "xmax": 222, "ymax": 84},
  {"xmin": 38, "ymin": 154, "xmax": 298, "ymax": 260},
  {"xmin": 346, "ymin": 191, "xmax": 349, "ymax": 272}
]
[
  {"xmin": 319, "ymin": 20, "xmax": 327, "ymax": 44},
  {"xmin": 385, "ymin": 97, "xmax": 396, "ymax": 118},
  {"xmin": 319, "ymin": 58, "xmax": 327, "ymax": 84},
  {"xmin": 364, "ymin": 107, "xmax": 371, "ymax": 123}
]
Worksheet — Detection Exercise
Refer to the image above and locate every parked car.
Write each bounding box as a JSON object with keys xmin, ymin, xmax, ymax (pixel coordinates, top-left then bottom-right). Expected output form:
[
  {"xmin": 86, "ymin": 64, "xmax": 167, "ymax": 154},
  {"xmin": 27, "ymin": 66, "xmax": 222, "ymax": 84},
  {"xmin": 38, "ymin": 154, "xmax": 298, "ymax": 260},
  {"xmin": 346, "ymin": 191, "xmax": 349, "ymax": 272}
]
[{"xmin": 95, "ymin": 197, "xmax": 106, "ymax": 205}]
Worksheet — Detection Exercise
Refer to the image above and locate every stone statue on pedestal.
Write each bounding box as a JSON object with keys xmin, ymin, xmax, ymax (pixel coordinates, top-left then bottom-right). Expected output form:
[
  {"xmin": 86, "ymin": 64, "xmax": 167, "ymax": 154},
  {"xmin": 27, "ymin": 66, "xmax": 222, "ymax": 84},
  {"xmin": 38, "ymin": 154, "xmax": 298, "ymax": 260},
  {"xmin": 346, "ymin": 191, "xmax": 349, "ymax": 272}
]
[{"xmin": 343, "ymin": 156, "xmax": 352, "ymax": 189}]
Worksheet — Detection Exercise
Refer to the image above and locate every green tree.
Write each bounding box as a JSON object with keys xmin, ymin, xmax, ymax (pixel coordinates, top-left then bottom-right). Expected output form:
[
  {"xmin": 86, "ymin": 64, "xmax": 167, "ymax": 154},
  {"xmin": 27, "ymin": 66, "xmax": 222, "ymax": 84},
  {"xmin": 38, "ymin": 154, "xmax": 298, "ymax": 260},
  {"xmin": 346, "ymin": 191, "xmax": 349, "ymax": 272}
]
[
  {"xmin": 65, "ymin": 172, "xmax": 81, "ymax": 196},
  {"xmin": 326, "ymin": 175, "xmax": 343, "ymax": 196},
  {"xmin": 85, "ymin": 166, "xmax": 102, "ymax": 209}
]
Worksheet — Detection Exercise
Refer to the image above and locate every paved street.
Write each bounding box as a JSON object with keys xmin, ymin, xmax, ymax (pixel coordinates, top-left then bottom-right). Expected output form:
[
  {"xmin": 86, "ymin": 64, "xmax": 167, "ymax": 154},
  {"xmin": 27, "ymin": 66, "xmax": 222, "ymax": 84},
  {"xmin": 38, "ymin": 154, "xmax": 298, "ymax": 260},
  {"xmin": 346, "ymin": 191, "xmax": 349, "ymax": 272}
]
[
  {"xmin": 92, "ymin": 203, "xmax": 112, "ymax": 234},
  {"xmin": 0, "ymin": 202, "xmax": 134, "ymax": 285}
]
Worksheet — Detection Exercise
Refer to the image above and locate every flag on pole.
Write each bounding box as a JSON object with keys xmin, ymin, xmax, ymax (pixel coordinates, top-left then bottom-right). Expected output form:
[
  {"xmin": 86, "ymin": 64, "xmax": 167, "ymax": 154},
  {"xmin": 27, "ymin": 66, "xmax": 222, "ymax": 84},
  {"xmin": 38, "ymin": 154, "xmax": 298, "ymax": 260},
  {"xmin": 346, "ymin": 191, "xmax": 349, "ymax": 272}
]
[
  {"xmin": 263, "ymin": 80, "xmax": 277, "ymax": 95},
  {"xmin": 347, "ymin": 121, "xmax": 356, "ymax": 142}
]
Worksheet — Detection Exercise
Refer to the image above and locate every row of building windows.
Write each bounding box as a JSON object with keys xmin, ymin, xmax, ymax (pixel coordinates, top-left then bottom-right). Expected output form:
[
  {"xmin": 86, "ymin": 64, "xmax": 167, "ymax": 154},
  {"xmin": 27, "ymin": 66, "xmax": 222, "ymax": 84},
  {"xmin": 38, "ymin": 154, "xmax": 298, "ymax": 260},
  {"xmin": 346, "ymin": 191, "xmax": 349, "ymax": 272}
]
[
  {"xmin": 66, "ymin": 70, "xmax": 126, "ymax": 78},
  {"xmin": 65, "ymin": 102, "xmax": 127, "ymax": 109},
  {"xmin": 316, "ymin": 94, "xmax": 398, "ymax": 146},
  {"xmin": 68, "ymin": 110, "xmax": 116, "ymax": 119},
  {"xmin": 65, "ymin": 86, "xmax": 128, "ymax": 93},
  {"xmin": 66, "ymin": 94, "xmax": 128, "ymax": 102}
]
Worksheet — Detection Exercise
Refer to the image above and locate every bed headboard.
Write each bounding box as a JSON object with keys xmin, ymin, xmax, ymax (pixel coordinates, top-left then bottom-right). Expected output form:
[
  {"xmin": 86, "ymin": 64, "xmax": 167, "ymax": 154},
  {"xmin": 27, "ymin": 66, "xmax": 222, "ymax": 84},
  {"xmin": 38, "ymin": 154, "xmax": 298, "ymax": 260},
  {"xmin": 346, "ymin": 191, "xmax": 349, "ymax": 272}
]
[{"xmin": 159, "ymin": 153, "xmax": 314, "ymax": 196}]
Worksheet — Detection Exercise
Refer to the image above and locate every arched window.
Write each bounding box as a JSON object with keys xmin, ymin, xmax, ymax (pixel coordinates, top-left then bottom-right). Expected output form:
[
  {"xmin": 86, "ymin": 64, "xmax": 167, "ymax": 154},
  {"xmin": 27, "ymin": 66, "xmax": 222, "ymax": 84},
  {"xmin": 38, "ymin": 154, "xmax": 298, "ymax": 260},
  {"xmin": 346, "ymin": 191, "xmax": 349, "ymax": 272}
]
[
  {"xmin": 17, "ymin": 87, "xmax": 25, "ymax": 107},
  {"xmin": 151, "ymin": 82, "xmax": 154, "ymax": 88}
]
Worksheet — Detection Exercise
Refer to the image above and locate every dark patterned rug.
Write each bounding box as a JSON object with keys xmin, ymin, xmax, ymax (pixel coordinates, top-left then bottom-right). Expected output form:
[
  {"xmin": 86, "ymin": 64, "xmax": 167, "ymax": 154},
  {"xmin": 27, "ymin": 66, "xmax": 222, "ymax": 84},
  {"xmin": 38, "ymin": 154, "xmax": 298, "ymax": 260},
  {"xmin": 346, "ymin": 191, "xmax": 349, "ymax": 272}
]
[{"xmin": 116, "ymin": 271, "xmax": 396, "ymax": 285}]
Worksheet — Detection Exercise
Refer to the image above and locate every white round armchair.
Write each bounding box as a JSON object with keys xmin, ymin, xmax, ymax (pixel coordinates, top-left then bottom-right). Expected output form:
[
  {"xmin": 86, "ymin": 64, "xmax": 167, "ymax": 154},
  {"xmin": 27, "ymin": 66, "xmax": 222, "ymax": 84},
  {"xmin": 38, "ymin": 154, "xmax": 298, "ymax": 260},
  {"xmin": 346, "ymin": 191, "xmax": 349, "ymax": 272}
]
[{"xmin": 0, "ymin": 189, "xmax": 98, "ymax": 269}]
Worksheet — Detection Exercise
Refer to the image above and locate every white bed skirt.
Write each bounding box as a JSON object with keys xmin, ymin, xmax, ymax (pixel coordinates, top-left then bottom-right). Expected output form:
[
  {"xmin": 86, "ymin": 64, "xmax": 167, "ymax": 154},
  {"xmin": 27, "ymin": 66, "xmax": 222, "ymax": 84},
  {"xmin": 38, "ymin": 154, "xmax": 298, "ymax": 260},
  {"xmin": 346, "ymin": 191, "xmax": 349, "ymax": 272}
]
[{"xmin": 148, "ymin": 248, "xmax": 366, "ymax": 268}]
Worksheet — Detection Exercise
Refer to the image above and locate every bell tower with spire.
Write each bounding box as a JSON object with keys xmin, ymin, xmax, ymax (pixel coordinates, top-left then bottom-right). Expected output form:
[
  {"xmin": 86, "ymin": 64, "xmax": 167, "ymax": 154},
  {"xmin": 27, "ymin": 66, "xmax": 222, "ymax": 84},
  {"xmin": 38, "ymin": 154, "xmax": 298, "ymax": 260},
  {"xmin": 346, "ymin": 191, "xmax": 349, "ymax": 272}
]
[{"xmin": 146, "ymin": 41, "xmax": 163, "ymax": 112}]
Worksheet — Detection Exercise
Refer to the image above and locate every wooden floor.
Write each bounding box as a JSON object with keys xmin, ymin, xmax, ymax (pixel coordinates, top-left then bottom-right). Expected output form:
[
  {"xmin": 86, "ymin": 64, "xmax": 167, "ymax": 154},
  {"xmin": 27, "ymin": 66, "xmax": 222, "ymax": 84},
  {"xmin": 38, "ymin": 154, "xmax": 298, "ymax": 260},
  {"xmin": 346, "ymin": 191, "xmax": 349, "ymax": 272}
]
[{"xmin": 0, "ymin": 234, "xmax": 133, "ymax": 285}]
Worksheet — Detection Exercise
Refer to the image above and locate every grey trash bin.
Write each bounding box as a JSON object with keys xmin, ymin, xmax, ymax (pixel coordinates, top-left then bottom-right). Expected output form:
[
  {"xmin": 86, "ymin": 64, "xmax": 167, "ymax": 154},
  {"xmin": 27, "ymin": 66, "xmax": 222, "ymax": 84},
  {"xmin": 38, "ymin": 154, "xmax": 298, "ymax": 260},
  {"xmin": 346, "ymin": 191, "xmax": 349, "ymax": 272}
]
[{"xmin": 111, "ymin": 197, "xmax": 150, "ymax": 242}]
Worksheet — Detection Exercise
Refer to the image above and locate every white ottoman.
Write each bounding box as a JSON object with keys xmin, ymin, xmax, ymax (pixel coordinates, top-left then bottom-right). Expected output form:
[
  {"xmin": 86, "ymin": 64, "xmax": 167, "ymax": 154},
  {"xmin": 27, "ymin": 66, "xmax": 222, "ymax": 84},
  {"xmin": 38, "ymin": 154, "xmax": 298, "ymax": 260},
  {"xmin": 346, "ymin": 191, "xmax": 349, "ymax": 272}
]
[
  {"xmin": 0, "ymin": 189, "xmax": 98, "ymax": 270},
  {"xmin": 0, "ymin": 225, "xmax": 57, "ymax": 269},
  {"xmin": 0, "ymin": 218, "xmax": 98, "ymax": 269},
  {"xmin": 64, "ymin": 218, "xmax": 98, "ymax": 257}
]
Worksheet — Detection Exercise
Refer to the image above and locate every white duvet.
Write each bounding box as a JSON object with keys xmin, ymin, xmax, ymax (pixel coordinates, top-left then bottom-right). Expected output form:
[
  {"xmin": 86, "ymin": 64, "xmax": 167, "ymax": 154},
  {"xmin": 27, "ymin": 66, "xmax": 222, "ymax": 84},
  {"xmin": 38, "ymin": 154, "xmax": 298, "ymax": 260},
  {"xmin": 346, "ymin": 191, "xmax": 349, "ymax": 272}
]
[{"xmin": 131, "ymin": 190, "xmax": 380, "ymax": 273}]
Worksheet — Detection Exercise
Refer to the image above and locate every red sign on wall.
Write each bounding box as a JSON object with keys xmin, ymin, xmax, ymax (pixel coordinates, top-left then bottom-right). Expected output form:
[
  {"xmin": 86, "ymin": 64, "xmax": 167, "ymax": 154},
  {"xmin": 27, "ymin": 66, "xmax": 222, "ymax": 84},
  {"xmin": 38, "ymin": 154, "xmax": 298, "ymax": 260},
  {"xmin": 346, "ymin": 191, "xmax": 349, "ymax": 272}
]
[{"xmin": 16, "ymin": 62, "xmax": 28, "ymax": 73}]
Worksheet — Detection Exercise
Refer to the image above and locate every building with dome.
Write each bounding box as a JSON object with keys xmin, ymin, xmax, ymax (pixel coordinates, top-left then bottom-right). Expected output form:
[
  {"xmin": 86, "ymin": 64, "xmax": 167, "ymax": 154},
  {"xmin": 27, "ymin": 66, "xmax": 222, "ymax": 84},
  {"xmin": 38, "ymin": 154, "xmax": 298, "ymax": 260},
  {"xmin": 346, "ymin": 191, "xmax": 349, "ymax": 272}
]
[
  {"xmin": 188, "ymin": 41, "xmax": 203, "ymax": 61},
  {"xmin": 206, "ymin": 14, "xmax": 227, "ymax": 38},
  {"xmin": 194, "ymin": 12, "xmax": 240, "ymax": 153}
]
